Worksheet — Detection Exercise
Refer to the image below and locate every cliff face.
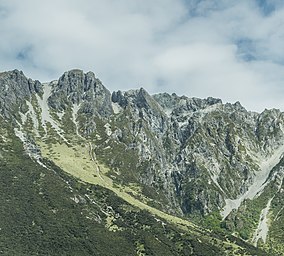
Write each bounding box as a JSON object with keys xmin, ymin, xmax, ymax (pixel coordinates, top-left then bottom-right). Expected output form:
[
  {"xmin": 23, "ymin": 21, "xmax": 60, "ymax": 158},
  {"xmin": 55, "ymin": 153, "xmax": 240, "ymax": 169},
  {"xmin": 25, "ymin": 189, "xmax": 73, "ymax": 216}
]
[
  {"xmin": 48, "ymin": 69, "xmax": 113, "ymax": 116},
  {"xmin": 1, "ymin": 69, "xmax": 284, "ymax": 253},
  {"xmin": 0, "ymin": 70, "xmax": 42, "ymax": 118}
]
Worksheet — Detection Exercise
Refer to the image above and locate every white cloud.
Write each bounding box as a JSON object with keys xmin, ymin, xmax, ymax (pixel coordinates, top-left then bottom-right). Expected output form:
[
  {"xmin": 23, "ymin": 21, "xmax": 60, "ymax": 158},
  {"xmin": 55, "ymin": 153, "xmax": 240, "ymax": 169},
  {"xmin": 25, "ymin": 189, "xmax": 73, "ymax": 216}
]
[{"xmin": 1, "ymin": 0, "xmax": 284, "ymax": 112}]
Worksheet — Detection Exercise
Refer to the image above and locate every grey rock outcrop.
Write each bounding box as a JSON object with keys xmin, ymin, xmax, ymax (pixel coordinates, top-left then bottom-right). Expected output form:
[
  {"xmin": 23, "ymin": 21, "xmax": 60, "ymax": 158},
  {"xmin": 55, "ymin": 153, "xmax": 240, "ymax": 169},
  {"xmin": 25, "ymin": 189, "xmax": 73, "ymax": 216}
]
[
  {"xmin": 48, "ymin": 69, "xmax": 113, "ymax": 117},
  {"xmin": 0, "ymin": 70, "xmax": 42, "ymax": 119}
]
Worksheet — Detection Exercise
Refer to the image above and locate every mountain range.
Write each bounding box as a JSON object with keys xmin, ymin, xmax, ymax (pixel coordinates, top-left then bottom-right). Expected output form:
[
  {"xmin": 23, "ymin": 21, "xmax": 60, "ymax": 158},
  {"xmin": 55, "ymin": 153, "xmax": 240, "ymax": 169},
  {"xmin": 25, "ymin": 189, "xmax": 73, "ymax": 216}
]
[{"xmin": 1, "ymin": 69, "xmax": 283, "ymax": 255}]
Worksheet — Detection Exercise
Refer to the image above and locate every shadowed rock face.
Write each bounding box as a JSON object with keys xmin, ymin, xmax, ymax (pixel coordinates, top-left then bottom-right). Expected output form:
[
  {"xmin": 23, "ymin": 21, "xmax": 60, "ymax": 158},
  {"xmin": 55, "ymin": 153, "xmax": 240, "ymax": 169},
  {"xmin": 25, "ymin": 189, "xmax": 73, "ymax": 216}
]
[{"xmin": 1, "ymin": 69, "xmax": 284, "ymax": 252}]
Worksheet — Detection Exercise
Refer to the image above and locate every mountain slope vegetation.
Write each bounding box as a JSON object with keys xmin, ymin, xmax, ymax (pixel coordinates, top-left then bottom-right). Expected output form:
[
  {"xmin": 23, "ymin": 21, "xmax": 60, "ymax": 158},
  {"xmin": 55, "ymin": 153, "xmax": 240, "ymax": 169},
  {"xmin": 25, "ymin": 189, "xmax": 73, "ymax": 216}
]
[{"xmin": 0, "ymin": 69, "xmax": 283, "ymax": 255}]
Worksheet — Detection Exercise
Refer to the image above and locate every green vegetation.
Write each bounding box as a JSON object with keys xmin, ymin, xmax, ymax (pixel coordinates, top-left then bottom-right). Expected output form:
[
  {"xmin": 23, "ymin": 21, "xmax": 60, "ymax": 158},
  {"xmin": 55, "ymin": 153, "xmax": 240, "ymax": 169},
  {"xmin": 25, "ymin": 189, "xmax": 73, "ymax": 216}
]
[
  {"xmin": 2, "ymin": 71, "xmax": 283, "ymax": 255},
  {"xmin": 0, "ymin": 119, "xmax": 233, "ymax": 256}
]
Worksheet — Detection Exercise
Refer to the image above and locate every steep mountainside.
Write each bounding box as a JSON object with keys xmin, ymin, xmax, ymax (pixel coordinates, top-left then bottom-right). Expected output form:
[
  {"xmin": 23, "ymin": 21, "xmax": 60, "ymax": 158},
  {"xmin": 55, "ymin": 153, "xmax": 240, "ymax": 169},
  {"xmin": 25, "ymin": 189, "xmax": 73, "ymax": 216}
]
[{"xmin": 0, "ymin": 69, "xmax": 283, "ymax": 255}]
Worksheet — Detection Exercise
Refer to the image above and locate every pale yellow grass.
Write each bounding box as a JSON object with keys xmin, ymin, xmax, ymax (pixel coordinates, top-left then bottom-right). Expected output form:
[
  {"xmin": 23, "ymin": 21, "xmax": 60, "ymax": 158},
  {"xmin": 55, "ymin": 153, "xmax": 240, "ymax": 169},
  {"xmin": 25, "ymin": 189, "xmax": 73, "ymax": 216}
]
[
  {"xmin": 39, "ymin": 141, "xmax": 244, "ymax": 253},
  {"xmin": 40, "ymin": 142, "xmax": 197, "ymax": 229}
]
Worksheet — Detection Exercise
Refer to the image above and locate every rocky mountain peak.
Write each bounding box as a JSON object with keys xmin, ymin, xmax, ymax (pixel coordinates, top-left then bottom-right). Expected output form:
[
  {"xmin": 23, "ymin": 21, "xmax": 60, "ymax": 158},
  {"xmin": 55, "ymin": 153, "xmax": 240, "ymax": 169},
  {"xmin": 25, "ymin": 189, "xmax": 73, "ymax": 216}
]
[
  {"xmin": 0, "ymin": 69, "xmax": 42, "ymax": 95},
  {"xmin": 48, "ymin": 70, "xmax": 113, "ymax": 117},
  {"xmin": 0, "ymin": 70, "xmax": 42, "ymax": 119},
  {"xmin": 57, "ymin": 69, "xmax": 97, "ymax": 93},
  {"xmin": 51, "ymin": 69, "xmax": 97, "ymax": 104}
]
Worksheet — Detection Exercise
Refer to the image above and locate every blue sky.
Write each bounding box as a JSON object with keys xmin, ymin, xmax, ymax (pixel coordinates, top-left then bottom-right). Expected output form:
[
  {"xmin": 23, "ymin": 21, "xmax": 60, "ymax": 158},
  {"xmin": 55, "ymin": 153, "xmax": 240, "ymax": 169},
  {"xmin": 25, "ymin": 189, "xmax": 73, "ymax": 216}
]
[{"xmin": 1, "ymin": 0, "xmax": 284, "ymax": 111}]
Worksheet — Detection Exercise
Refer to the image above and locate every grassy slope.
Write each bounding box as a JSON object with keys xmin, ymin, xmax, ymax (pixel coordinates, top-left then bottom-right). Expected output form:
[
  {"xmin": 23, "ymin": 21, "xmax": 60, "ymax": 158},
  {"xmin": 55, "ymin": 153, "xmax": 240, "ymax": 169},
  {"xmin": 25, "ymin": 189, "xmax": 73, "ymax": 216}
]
[
  {"xmin": 38, "ymin": 139, "xmax": 268, "ymax": 255},
  {"xmin": 0, "ymin": 120, "xmax": 232, "ymax": 256}
]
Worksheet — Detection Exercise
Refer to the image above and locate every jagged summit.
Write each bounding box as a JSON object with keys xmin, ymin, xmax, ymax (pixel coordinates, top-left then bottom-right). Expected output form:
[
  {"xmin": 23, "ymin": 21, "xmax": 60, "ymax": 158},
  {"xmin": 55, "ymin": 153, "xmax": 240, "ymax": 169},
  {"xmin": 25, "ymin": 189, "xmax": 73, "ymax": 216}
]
[{"xmin": 0, "ymin": 69, "xmax": 259, "ymax": 116}]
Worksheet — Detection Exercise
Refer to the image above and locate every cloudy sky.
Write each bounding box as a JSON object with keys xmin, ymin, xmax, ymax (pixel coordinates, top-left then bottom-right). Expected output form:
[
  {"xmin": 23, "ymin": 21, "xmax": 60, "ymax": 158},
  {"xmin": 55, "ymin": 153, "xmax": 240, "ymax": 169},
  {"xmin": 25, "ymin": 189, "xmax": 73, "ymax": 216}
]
[{"xmin": 1, "ymin": 0, "xmax": 284, "ymax": 112}]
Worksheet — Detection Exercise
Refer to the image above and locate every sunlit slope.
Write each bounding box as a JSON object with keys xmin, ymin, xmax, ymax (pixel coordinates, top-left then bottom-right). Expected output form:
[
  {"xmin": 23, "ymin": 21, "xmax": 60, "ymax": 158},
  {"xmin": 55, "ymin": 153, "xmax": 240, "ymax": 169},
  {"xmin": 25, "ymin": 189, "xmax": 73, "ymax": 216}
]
[{"xmin": 39, "ymin": 140, "xmax": 267, "ymax": 255}]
